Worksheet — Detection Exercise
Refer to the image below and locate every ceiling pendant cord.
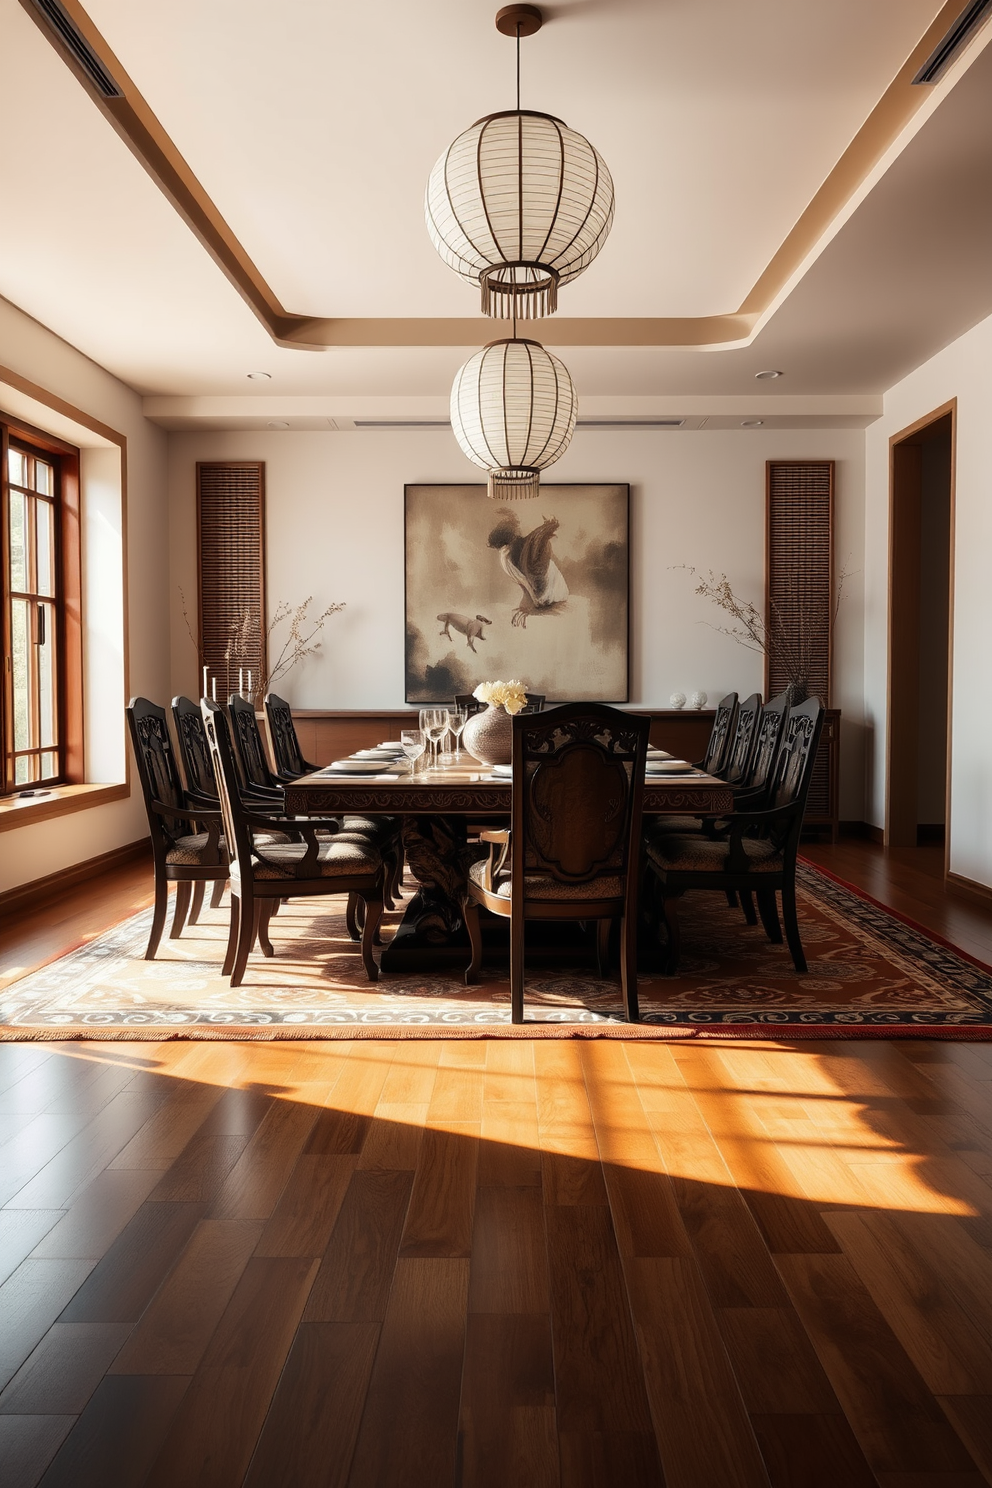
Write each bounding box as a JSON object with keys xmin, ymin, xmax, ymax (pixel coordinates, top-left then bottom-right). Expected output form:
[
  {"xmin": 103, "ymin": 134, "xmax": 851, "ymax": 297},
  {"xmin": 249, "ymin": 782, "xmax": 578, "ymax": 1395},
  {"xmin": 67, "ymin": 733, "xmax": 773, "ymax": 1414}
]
[{"xmin": 516, "ymin": 21, "xmax": 521, "ymax": 110}]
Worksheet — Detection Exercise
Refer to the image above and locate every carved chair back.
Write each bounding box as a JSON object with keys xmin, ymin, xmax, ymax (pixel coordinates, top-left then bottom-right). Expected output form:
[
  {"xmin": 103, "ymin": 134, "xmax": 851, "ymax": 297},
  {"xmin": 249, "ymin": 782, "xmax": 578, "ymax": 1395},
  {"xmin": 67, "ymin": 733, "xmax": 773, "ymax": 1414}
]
[
  {"xmin": 510, "ymin": 703, "xmax": 650, "ymax": 898},
  {"xmin": 454, "ymin": 693, "xmax": 485, "ymax": 717},
  {"xmin": 264, "ymin": 693, "xmax": 310, "ymax": 778},
  {"xmin": 721, "ymin": 692, "xmax": 762, "ymax": 784},
  {"xmin": 522, "ymin": 693, "xmax": 545, "ymax": 713},
  {"xmin": 201, "ymin": 700, "xmax": 254, "ymax": 882},
  {"xmin": 744, "ymin": 692, "xmax": 790, "ymax": 795},
  {"xmin": 171, "ymin": 696, "xmax": 218, "ymax": 801},
  {"xmin": 701, "ymin": 692, "xmax": 738, "ymax": 774},
  {"xmin": 127, "ymin": 698, "xmax": 186, "ymax": 848},
  {"xmin": 228, "ymin": 695, "xmax": 279, "ymax": 792},
  {"xmin": 762, "ymin": 698, "xmax": 824, "ymax": 855}
]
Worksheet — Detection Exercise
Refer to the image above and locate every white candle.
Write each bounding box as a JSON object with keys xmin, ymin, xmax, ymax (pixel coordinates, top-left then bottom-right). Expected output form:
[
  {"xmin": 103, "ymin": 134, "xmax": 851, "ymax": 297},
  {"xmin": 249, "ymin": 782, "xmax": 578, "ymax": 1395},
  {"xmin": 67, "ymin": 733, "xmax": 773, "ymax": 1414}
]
[
  {"xmin": 247, "ymin": 669, "xmax": 252, "ymax": 695},
  {"xmin": 211, "ymin": 678, "xmax": 217, "ymax": 701},
  {"xmin": 239, "ymin": 668, "xmax": 244, "ymax": 695},
  {"xmin": 202, "ymin": 665, "xmax": 208, "ymax": 698}
]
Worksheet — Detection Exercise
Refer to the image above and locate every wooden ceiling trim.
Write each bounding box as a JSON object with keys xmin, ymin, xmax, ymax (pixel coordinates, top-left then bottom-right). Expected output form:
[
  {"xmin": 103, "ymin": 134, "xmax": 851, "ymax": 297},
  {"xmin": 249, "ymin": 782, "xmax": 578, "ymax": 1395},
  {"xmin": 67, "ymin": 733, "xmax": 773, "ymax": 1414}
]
[{"xmin": 19, "ymin": 0, "xmax": 991, "ymax": 352}]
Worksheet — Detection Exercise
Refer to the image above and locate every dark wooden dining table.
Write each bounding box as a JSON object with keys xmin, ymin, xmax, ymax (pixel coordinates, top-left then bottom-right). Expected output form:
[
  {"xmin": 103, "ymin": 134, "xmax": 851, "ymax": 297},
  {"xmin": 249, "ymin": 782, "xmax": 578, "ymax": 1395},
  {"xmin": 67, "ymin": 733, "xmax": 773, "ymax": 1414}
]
[{"xmin": 284, "ymin": 760, "xmax": 734, "ymax": 971}]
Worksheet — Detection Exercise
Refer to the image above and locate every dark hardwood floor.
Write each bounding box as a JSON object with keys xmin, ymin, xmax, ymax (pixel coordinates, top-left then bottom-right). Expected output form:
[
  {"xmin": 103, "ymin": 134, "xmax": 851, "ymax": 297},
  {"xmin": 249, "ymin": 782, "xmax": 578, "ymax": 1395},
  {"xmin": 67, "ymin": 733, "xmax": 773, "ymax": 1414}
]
[{"xmin": 1, "ymin": 838, "xmax": 992, "ymax": 1486}]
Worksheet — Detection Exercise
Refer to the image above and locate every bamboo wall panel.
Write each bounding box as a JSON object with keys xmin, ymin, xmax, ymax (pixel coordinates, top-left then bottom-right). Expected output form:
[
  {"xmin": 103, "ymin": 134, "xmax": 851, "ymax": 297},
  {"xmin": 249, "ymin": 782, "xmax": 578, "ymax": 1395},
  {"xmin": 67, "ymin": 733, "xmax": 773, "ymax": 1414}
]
[{"xmin": 197, "ymin": 462, "xmax": 266, "ymax": 695}]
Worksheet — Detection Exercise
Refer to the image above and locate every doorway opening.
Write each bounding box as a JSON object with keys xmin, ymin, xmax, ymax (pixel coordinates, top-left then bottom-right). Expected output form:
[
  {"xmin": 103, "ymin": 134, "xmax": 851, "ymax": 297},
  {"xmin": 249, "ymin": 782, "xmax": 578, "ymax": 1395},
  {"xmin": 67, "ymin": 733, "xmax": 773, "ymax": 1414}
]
[{"xmin": 886, "ymin": 402, "xmax": 954, "ymax": 860}]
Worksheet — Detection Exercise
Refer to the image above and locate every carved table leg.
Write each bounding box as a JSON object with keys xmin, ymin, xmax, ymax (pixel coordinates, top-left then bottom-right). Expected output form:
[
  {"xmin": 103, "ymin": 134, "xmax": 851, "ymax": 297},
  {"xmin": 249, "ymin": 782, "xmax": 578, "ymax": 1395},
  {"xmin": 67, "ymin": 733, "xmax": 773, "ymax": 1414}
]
[{"xmin": 379, "ymin": 816, "xmax": 485, "ymax": 971}]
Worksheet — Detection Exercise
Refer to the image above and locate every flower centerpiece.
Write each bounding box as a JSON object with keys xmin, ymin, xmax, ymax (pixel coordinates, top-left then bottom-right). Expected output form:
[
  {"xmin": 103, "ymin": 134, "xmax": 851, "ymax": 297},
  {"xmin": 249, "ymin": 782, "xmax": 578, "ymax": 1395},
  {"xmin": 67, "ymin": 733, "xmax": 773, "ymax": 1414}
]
[{"xmin": 462, "ymin": 679, "xmax": 528, "ymax": 766}]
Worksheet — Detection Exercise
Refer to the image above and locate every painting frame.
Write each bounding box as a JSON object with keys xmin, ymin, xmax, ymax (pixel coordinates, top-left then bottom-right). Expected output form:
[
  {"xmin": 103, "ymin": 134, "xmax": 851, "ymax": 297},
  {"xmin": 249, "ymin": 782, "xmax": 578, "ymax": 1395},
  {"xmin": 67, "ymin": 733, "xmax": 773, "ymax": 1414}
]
[{"xmin": 404, "ymin": 482, "xmax": 630, "ymax": 705}]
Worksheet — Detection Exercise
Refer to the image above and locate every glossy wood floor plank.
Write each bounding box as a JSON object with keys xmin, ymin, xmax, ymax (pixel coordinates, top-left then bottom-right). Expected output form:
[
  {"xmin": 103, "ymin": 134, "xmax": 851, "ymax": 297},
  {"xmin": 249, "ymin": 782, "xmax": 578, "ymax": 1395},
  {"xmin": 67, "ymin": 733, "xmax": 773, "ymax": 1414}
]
[{"xmin": 4, "ymin": 1031, "xmax": 992, "ymax": 1482}]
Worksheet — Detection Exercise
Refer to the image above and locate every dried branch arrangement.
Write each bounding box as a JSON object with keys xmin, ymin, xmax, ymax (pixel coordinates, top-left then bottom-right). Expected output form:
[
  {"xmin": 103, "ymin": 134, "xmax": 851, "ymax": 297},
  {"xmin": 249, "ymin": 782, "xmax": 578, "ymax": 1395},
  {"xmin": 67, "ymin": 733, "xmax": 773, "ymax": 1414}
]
[
  {"xmin": 179, "ymin": 589, "xmax": 344, "ymax": 704},
  {"xmin": 675, "ymin": 566, "xmax": 848, "ymax": 702}
]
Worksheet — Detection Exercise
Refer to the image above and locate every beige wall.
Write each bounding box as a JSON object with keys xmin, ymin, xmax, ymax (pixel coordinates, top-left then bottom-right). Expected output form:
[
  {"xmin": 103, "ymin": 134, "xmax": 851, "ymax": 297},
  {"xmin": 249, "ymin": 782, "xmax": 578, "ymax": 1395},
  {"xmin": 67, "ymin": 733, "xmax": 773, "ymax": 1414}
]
[
  {"xmin": 866, "ymin": 307, "xmax": 992, "ymax": 890},
  {"xmin": 0, "ymin": 295, "xmax": 169, "ymax": 894},
  {"xmin": 169, "ymin": 423, "xmax": 867, "ymax": 817}
]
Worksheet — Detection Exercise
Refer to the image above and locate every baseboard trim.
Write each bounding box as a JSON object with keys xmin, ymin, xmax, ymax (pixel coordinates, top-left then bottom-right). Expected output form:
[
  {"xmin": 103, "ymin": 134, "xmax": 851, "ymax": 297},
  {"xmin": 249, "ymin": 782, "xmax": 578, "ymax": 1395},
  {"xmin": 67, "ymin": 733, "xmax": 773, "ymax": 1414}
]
[
  {"xmin": 0, "ymin": 838, "xmax": 151, "ymax": 917},
  {"xmin": 839, "ymin": 821, "xmax": 885, "ymax": 843},
  {"xmin": 947, "ymin": 871, "xmax": 992, "ymax": 906}
]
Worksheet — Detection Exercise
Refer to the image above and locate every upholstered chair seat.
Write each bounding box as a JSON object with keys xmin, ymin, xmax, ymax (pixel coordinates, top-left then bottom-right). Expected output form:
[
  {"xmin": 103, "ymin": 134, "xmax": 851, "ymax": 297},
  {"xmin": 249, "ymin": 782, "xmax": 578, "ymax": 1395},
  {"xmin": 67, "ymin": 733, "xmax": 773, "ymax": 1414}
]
[
  {"xmin": 252, "ymin": 839, "xmax": 381, "ymax": 880},
  {"xmin": 647, "ymin": 833, "xmax": 783, "ymax": 874}
]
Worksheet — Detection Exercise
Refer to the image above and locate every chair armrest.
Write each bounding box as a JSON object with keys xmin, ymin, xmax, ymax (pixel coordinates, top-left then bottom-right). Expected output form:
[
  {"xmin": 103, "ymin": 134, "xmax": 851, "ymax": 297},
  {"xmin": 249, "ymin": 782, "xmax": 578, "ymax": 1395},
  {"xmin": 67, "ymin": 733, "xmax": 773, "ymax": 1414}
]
[
  {"xmin": 243, "ymin": 812, "xmax": 340, "ymax": 835},
  {"xmin": 478, "ymin": 828, "xmax": 511, "ymax": 889},
  {"xmin": 723, "ymin": 801, "xmax": 801, "ymax": 872},
  {"xmin": 185, "ymin": 788, "xmax": 220, "ymax": 811},
  {"xmin": 251, "ymin": 816, "xmax": 352, "ymax": 877},
  {"xmin": 150, "ymin": 801, "xmax": 223, "ymax": 863},
  {"xmin": 150, "ymin": 799, "xmax": 221, "ymax": 825}
]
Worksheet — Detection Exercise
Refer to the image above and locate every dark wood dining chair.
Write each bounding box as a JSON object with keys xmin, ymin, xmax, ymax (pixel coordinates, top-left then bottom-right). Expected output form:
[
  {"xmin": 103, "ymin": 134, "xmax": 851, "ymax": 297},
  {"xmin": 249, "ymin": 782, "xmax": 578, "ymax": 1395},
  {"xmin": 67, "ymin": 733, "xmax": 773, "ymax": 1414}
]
[
  {"xmin": 454, "ymin": 693, "xmax": 485, "ymax": 717},
  {"xmin": 462, "ymin": 703, "xmax": 650, "ymax": 1022},
  {"xmin": 645, "ymin": 698, "xmax": 824, "ymax": 975},
  {"xmin": 694, "ymin": 692, "xmax": 738, "ymax": 775},
  {"xmin": 722, "ymin": 692, "xmax": 762, "ymax": 784},
  {"xmin": 522, "ymin": 693, "xmax": 545, "ymax": 713},
  {"xmin": 126, "ymin": 697, "xmax": 227, "ymax": 959},
  {"xmin": 261, "ymin": 691, "xmax": 403, "ymax": 907},
  {"xmin": 227, "ymin": 695, "xmax": 286, "ymax": 802},
  {"xmin": 264, "ymin": 692, "xmax": 318, "ymax": 781},
  {"xmin": 202, "ymin": 700, "xmax": 385, "ymax": 986}
]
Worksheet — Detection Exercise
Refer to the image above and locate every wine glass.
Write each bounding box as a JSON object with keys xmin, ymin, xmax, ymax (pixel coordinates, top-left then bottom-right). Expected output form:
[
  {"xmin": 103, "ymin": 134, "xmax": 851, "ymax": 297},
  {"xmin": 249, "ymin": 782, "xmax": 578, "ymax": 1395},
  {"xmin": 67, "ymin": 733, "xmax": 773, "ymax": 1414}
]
[
  {"xmin": 424, "ymin": 710, "xmax": 448, "ymax": 770},
  {"xmin": 401, "ymin": 729, "xmax": 426, "ymax": 775},
  {"xmin": 418, "ymin": 708, "xmax": 438, "ymax": 765},
  {"xmin": 447, "ymin": 707, "xmax": 467, "ymax": 761}
]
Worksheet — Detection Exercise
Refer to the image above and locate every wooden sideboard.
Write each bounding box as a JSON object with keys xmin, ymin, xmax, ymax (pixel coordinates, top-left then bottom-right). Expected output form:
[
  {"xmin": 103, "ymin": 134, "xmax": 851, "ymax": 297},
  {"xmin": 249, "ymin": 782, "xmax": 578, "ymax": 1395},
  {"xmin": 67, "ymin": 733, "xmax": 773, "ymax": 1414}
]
[{"xmin": 287, "ymin": 706, "xmax": 841, "ymax": 842}]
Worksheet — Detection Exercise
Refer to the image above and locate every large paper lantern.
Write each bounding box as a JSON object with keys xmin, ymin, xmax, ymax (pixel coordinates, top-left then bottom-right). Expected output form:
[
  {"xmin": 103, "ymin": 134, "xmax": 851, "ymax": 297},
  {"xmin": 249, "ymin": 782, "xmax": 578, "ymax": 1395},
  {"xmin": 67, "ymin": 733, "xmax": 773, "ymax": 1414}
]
[
  {"xmin": 427, "ymin": 110, "xmax": 614, "ymax": 319},
  {"xmin": 450, "ymin": 338, "xmax": 577, "ymax": 500}
]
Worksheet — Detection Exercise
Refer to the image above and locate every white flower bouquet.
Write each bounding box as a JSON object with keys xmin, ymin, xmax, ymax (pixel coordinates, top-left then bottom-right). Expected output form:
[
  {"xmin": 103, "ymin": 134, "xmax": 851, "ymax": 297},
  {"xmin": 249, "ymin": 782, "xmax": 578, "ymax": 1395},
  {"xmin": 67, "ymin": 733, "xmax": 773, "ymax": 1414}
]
[{"xmin": 473, "ymin": 679, "xmax": 528, "ymax": 715}]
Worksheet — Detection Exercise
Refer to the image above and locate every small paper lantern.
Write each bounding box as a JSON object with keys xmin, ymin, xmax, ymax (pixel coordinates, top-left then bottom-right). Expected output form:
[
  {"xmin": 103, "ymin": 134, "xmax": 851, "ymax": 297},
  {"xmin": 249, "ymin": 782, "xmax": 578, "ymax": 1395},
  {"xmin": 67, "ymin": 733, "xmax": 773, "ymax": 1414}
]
[
  {"xmin": 426, "ymin": 110, "xmax": 614, "ymax": 318},
  {"xmin": 450, "ymin": 338, "xmax": 577, "ymax": 500}
]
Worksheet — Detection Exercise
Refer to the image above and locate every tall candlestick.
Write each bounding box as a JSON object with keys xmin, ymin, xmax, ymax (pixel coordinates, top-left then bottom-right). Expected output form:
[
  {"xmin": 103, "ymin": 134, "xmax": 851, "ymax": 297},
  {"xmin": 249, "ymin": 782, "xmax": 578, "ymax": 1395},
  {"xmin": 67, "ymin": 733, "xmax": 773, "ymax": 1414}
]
[
  {"xmin": 202, "ymin": 665, "xmax": 208, "ymax": 698},
  {"xmin": 211, "ymin": 678, "xmax": 217, "ymax": 701},
  {"xmin": 239, "ymin": 668, "xmax": 244, "ymax": 696},
  {"xmin": 247, "ymin": 669, "xmax": 252, "ymax": 696}
]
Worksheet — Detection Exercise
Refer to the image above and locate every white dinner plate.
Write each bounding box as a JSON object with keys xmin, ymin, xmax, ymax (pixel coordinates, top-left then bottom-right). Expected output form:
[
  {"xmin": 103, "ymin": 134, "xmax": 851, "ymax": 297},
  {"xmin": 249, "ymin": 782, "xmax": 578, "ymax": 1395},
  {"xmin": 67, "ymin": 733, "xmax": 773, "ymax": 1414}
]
[
  {"xmin": 355, "ymin": 748, "xmax": 403, "ymax": 758},
  {"xmin": 378, "ymin": 740, "xmax": 404, "ymax": 749},
  {"xmin": 489, "ymin": 763, "xmax": 513, "ymax": 778},
  {"xmin": 646, "ymin": 760, "xmax": 694, "ymax": 775},
  {"xmin": 647, "ymin": 748, "xmax": 673, "ymax": 759},
  {"xmin": 327, "ymin": 759, "xmax": 394, "ymax": 773}
]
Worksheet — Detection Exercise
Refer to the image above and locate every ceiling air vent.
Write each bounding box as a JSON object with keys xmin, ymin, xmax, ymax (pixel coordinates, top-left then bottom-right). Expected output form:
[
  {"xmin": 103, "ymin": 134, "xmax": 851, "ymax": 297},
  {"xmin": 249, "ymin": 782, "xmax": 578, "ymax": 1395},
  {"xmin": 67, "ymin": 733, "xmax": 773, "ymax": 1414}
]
[
  {"xmin": 913, "ymin": 0, "xmax": 992, "ymax": 83},
  {"xmin": 28, "ymin": 0, "xmax": 123, "ymax": 97},
  {"xmin": 577, "ymin": 418, "xmax": 685, "ymax": 429},
  {"xmin": 354, "ymin": 420, "xmax": 451, "ymax": 430}
]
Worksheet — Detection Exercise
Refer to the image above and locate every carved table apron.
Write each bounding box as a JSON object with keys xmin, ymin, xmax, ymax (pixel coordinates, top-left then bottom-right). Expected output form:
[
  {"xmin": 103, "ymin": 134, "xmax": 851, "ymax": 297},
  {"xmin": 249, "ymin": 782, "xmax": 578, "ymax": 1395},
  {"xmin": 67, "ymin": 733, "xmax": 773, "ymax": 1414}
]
[{"xmin": 283, "ymin": 767, "xmax": 734, "ymax": 971}]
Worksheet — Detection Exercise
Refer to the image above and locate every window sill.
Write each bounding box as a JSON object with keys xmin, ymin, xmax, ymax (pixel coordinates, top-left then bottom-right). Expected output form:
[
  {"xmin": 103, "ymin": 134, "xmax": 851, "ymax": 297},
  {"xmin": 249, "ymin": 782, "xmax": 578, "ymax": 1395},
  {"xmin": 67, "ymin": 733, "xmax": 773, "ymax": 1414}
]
[{"xmin": 0, "ymin": 782, "xmax": 128, "ymax": 832}]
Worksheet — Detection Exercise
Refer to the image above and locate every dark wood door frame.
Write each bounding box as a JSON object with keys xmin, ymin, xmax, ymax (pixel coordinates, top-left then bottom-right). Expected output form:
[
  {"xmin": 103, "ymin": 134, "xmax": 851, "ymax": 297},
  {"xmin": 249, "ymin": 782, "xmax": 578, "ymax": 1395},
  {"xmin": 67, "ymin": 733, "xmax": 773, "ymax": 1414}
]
[{"xmin": 885, "ymin": 399, "xmax": 955, "ymax": 874}]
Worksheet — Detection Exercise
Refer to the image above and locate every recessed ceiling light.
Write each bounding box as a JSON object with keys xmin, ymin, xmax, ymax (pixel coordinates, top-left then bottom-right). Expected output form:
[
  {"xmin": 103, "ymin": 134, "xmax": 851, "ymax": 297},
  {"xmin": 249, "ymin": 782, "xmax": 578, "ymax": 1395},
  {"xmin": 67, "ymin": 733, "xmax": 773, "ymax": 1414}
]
[
  {"xmin": 247, "ymin": 371, "xmax": 271, "ymax": 380},
  {"xmin": 741, "ymin": 419, "xmax": 764, "ymax": 428},
  {"xmin": 754, "ymin": 369, "xmax": 782, "ymax": 380},
  {"xmin": 267, "ymin": 420, "xmax": 290, "ymax": 429}
]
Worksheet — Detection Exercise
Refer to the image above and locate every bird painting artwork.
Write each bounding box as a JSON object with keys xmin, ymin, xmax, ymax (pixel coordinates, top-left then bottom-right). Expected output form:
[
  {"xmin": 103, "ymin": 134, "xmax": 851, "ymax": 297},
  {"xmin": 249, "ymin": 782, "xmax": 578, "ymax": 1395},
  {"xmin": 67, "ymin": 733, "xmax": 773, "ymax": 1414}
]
[
  {"xmin": 405, "ymin": 483, "xmax": 628, "ymax": 704},
  {"xmin": 487, "ymin": 511, "xmax": 569, "ymax": 628}
]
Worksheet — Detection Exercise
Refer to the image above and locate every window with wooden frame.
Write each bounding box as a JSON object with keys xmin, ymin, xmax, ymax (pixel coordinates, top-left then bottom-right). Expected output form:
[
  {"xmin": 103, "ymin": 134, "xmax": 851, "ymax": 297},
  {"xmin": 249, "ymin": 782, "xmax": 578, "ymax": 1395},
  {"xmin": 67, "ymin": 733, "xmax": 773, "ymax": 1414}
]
[{"xmin": 1, "ymin": 417, "xmax": 83, "ymax": 795}]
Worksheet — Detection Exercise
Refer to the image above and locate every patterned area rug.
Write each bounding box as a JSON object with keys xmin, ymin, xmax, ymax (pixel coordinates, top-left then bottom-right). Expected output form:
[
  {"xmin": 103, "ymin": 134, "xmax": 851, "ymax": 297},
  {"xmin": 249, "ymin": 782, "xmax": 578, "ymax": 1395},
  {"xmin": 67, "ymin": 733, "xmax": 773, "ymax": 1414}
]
[{"xmin": 3, "ymin": 863, "xmax": 992, "ymax": 1040}]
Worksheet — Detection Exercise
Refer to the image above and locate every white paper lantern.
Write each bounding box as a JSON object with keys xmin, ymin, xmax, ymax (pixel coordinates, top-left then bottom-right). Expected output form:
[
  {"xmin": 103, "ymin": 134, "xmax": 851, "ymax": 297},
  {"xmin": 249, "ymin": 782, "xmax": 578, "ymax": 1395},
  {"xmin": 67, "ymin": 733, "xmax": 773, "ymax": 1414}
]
[
  {"xmin": 451, "ymin": 338, "xmax": 577, "ymax": 500},
  {"xmin": 426, "ymin": 110, "xmax": 614, "ymax": 318}
]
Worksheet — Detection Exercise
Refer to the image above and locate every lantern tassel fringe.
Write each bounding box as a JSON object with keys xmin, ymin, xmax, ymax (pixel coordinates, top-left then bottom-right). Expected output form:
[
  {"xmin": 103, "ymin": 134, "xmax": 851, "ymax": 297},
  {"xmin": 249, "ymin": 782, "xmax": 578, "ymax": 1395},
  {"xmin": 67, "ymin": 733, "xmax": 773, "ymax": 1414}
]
[{"xmin": 488, "ymin": 469, "xmax": 541, "ymax": 501}]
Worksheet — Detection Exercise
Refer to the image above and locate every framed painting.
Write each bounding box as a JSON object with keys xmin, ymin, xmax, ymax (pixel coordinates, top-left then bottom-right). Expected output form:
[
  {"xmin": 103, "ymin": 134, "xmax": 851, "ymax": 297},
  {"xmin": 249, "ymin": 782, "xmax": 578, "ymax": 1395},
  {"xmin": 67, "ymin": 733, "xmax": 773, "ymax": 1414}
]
[{"xmin": 404, "ymin": 483, "xmax": 629, "ymax": 703}]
